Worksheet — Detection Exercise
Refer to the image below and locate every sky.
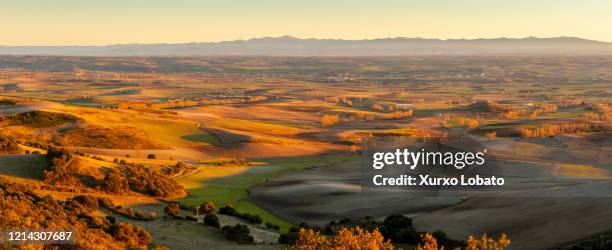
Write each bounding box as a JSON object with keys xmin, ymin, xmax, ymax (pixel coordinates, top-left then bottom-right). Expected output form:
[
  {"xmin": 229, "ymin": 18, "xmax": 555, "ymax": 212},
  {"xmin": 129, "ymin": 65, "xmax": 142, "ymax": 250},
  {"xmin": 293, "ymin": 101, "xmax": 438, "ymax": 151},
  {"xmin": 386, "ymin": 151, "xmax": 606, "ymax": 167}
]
[{"xmin": 2, "ymin": 0, "xmax": 611, "ymax": 45}]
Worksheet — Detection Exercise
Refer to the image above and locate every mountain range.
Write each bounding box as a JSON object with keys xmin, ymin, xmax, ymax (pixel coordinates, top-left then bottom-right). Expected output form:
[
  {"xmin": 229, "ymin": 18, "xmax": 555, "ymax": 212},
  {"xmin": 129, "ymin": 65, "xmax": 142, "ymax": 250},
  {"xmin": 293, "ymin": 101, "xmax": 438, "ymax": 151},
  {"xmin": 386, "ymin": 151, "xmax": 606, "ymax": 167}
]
[{"xmin": 2, "ymin": 36, "xmax": 612, "ymax": 56}]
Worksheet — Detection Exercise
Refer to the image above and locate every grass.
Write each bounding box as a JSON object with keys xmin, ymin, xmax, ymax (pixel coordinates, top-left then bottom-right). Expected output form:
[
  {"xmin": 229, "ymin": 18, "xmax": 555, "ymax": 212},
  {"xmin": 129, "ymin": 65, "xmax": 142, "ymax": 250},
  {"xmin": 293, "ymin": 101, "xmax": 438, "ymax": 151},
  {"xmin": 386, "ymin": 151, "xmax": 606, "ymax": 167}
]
[
  {"xmin": 0, "ymin": 155, "xmax": 49, "ymax": 181},
  {"xmin": 68, "ymin": 106, "xmax": 207, "ymax": 146},
  {"xmin": 479, "ymin": 124, "xmax": 519, "ymax": 130},
  {"xmin": 208, "ymin": 118, "xmax": 301, "ymax": 135},
  {"xmin": 177, "ymin": 154, "xmax": 354, "ymax": 232},
  {"xmin": 181, "ymin": 133, "xmax": 219, "ymax": 144}
]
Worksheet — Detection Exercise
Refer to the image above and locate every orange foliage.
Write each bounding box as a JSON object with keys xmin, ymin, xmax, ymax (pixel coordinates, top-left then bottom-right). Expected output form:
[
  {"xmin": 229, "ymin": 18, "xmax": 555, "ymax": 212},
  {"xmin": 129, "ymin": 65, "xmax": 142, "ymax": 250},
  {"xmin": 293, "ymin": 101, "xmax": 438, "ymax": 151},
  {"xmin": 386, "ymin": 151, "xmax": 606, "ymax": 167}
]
[
  {"xmin": 417, "ymin": 233, "xmax": 510, "ymax": 250},
  {"xmin": 417, "ymin": 233, "xmax": 441, "ymax": 250},
  {"xmin": 289, "ymin": 227, "xmax": 394, "ymax": 250},
  {"xmin": 321, "ymin": 114, "xmax": 340, "ymax": 127},
  {"xmin": 520, "ymin": 122, "xmax": 599, "ymax": 138},
  {"xmin": 458, "ymin": 118, "xmax": 480, "ymax": 129},
  {"xmin": 466, "ymin": 233, "xmax": 511, "ymax": 250},
  {"xmin": 583, "ymin": 111, "xmax": 612, "ymax": 122},
  {"xmin": 498, "ymin": 110, "xmax": 523, "ymax": 120}
]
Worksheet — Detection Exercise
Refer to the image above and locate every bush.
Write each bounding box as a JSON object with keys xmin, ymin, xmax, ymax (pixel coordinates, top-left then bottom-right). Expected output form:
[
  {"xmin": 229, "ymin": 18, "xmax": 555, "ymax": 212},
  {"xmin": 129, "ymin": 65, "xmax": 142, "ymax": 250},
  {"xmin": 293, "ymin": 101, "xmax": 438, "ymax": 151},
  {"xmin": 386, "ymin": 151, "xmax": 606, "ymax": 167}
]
[
  {"xmin": 203, "ymin": 201, "xmax": 216, "ymax": 214},
  {"xmin": 433, "ymin": 230, "xmax": 447, "ymax": 242},
  {"xmin": 279, "ymin": 226, "xmax": 302, "ymax": 244},
  {"xmin": 382, "ymin": 214, "xmax": 417, "ymax": 243},
  {"xmin": 219, "ymin": 204, "xmax": 239, "ymax": 217},
  {"xmin": 72, "ymin": 195, "xmax": 100, "ymax": 210},
  {"xmin": 241, "ymin": 213, "xmax": 263, "ymax": 224},
  {"xmin": 288, "ymin": 227, "xmax": 394, "ymax": 249},
  {"xmin": 106, "ymin": 215, "xmax": 116, "ymax": 224},
  {"xmin": 99, "ymin": 172, "xmax": 130, "ymax": 194},
  {"xmin": 118, "ymin": 163, "xmax": 184, "ymax": 198},
  {"xmin": 383, "ymin": 214, "xmax": 412, "ymax": 229},
  {"xmin": 265, "ymin": 222, "xmax": 280, "ymax": 231},
  {"xmin": 107, "ymin": 222, "xmax": 153, "ymax": 248},
  {"xmin": 218, "ymin": 204, "xmax": 262, "ymax": 224},
  {"xmin": 147, "ymin": 154, "xmax": 156, "ymax": 159},
  {"xmin": 164, "ymin": 203, "xmax": 180, "ymax": 217},
  {"xmin": 135, "ymin": 211, "xmax": 145, "ymax": 219},
  {"xmin": 204, "ymin": 214, "xmax": 221, "ymax": 229},
  {"xmin": 221, "ymin": 224, "xmax": 254, "ymax": 243}
]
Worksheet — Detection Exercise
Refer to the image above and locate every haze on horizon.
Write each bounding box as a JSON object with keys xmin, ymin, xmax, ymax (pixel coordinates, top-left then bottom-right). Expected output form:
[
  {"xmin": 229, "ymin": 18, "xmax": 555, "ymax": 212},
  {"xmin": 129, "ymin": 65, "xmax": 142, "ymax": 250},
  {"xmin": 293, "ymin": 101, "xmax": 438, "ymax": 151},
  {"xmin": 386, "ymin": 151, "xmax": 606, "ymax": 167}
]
[{"xmin": 2, "ymin": 0, "xmax": 612, "ymax": 46}]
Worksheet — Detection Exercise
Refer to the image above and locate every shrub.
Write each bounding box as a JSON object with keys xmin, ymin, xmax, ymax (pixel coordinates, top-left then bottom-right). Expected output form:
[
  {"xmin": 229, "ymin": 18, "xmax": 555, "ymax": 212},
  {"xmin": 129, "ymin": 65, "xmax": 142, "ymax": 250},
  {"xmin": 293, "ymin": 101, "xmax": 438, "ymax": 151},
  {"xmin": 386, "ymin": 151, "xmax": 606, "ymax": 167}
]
[
  {"xmin": 164, "ymin": 203, "xmax": 180, "ymax": 217},
  {"xmin": 288, "ymin": 227, "xmax": 393, "ymax": 250},
  {"xmin": 203, "ymin": 201, "xmax": 216, "ymax": 214},
  {"xmin": 265, "ymin": 222, "xmax": 280, "ymax": 231},
  {"xmin": 219, "ymin": 204, "xmax": 239, "ymax": 217},
  {"xmin": 135, "ymin": 211, "xmax": 145, "ymax": 219},
  {"xmin": 221, "ymin": 224, "xmax": 254, "ymax": 243},
  {"xmin": 219, "ymin": 204, "xmax": 262, "ymax": 224},
  {"xmin": 118, "ymin": 163, "xmax": 184, "ymax": 198},
  {"xmin": 241, "ymin": 213, "xmax": 263, "ymax": 224},
  {"xmin": 417, "ymin": 233, "xmax": 510, "ymax": 250},
  {"xmin": 42, "ymin": 147, "xmax": 84, "ymax": 187},
  {"xmin": 204, "ymin": 214, "xmax": 221, "ymax": 229},
  {"xmin": 99, "ymin": 172, "xmax": 130, "ymax": 194},
  {"xmin": 147, "ymin": 154, "xmax": 156, "ymax": 159},
  {"xmin": 485, "ymin": 131, "xmax": 497, "ymax": 139},
  {"xmin": 0, "ymin": 178, "xmax": 151, "ymax": 249},
  {"xmin": 106, "ymin": 215, "xmax": 116, "ymax": 224},
  {"xmin": 382, "ymin": 214, "xmax": 417, "ymax": 244},
  {"xmin": 107, "ymin": 222, "xmax": 153, "ymax": 248},
  {"xmin": 320, "ymin": 114, "xmax": 340, "ymax": 127},
  {"xmin": 72, "ymin": 195, "xmax": 100, "ymax": 210},
  {"xmin": 432, "ymin": 230, "xmax": 446, "ymax": 242}
]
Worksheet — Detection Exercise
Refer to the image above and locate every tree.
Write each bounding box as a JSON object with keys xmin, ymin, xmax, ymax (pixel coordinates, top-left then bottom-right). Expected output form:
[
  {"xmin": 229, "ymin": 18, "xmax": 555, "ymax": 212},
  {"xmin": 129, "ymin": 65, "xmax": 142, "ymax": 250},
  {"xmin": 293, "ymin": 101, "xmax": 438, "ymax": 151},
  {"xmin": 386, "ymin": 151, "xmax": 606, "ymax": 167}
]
[
  {"xmin": 164, "ymin": 202, "xmax": 180, "ymax": 217},
  {"xmin": 204, "ymin": 214, "xmax": 221, "ymax": 229},
  {"xmin": 320, "ymin": 114, "xmax": 340, "ymax": 127},
  {"xmin": 72, "ymin": 195, "xmax": 99, "ymax": 210},
  {"xmin": 0, "ymin": 134, "xmax": 21, "ymax": 154},
  {"xmin": 221, "ymin": 224, "xmax": 254, "ymax": 243},
  {"xmin": 288, "ymin": 227, "xmax": 394, "ymax": 250},
  {"xmin": 203, "ymin": 201, "xmax": 216, "ymax": 214},
  {"xmin": 417, "ymin": 233, "xmax": 510, "ymax": 250},
  {"xmin": 107, "ymin": 222, "xmax": 153, "ymax": 248},
  {"xmin": 99, "ymin": 172, "xmax": 129, "ymax": 194}
]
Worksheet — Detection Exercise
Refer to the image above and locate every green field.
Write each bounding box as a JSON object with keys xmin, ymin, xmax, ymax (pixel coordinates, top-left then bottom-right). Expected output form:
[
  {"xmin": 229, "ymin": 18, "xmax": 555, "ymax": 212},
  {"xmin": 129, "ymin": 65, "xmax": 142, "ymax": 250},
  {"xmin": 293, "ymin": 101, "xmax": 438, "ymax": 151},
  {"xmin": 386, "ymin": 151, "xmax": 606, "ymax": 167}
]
[{"xmin": 177, "ymin": 155, "xmax": 354, "ymax": 232}]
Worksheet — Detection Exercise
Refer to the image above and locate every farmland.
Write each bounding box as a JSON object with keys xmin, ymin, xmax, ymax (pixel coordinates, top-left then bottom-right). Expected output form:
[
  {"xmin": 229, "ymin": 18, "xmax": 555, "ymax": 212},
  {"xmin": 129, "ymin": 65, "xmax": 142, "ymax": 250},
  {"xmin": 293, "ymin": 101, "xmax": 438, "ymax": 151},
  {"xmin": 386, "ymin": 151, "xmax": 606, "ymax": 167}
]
[{"xmin": 0, "ymin": 55, "xmax": 610, "ymax": 249}]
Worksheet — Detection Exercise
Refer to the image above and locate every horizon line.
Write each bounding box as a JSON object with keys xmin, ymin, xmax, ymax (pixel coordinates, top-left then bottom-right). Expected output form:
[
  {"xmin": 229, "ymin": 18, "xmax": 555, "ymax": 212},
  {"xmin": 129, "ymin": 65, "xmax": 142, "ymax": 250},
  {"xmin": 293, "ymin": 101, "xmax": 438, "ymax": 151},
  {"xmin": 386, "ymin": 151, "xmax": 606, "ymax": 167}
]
[{"xmin": 1, "ymin": 35, "xmax": 610, "ymax": 47}]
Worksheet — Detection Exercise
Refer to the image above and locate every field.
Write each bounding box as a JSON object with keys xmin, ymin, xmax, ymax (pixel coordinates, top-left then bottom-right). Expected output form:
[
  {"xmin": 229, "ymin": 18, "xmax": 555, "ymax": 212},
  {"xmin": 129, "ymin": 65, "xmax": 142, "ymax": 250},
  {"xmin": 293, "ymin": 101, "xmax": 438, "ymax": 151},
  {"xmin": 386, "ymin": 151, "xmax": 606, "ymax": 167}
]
[
  {"xmin": 178, "ymin": 155, "xmax": 353, "ymax": 232},
  {"xmin": 0, "ymin": 55, "xmax": 611, "ymax": 249}
]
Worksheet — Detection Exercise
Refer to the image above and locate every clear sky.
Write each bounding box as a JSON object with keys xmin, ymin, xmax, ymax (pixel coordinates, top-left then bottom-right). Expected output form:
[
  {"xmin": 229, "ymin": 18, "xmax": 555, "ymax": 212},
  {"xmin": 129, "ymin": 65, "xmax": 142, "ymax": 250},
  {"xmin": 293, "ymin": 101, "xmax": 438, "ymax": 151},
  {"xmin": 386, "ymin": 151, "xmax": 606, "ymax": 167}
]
[{"xmin": 2, "ymin": 0, "xmax": 611, "ymax": 45}]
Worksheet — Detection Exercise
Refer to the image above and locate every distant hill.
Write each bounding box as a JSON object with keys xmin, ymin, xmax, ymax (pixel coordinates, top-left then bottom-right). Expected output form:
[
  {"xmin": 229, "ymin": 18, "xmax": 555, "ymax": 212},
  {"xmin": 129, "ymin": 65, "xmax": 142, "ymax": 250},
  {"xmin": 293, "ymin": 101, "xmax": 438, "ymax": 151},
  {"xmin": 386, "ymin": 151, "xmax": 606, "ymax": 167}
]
[{"xmin": 2, "ymin": 36, "xmax": 612, "ymax": 56}]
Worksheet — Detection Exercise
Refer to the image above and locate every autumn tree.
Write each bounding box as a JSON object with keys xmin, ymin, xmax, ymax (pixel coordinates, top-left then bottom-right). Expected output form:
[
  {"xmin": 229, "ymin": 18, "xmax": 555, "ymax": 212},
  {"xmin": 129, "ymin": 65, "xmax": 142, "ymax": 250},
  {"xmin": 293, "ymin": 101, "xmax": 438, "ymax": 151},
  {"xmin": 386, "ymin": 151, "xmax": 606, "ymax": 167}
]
[
  {"xmin": 321, "ymin": 114, "xmax": 340, "ymax": 127},
  {"xmin": 288, "ymin": 227, "xmax": 394, "ymax": 250},
  {"xmin": 203, "ymin": 201, "xmax": 216, "ymax": 214},
  {"xmin": 417, "ymin": 233, "xmax": 510, "ymax": 250},
  {"xmin": 164, "ymin": 202, "xmax": 180, "ymax": 217}
]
